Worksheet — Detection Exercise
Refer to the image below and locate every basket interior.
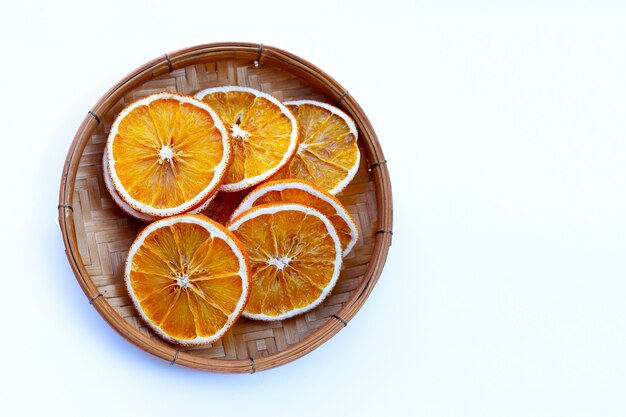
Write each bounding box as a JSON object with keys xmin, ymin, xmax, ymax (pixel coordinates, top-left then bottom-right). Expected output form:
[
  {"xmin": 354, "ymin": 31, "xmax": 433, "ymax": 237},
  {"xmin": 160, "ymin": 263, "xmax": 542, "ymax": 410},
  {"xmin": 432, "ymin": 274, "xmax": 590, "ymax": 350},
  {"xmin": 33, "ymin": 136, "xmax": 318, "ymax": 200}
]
[{"xmin": 70, "ymin": 57, "xmax": 380, "ymax": 363}]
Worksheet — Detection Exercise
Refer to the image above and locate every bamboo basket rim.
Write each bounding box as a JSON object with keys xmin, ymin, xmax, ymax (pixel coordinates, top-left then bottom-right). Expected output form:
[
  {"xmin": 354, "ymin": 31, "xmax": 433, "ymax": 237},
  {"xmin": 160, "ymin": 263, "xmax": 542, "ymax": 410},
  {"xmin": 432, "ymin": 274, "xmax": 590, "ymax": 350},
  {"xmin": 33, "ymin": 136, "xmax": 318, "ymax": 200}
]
[{"xmin": 58, "ymin": 42, "xmax": 393, "ymax": 373}]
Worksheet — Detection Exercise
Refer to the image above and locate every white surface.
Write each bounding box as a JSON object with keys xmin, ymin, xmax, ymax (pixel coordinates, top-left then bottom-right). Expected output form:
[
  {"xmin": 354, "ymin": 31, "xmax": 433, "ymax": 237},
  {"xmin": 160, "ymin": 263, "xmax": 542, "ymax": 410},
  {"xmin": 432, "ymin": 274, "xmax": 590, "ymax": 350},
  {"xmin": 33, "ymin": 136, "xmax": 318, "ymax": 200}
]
[{"xmin": 2, "ymin": 1, "xmax": 626, "ymax": 416}]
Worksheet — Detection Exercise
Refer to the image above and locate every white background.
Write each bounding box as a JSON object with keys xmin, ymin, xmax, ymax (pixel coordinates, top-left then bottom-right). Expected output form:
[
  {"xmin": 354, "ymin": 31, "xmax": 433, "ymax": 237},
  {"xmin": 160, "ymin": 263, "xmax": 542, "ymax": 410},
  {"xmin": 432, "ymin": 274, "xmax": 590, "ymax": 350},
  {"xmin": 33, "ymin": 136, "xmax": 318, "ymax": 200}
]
[{"xmin": 2, "ymin": 1, "xmax": 626, "ymax": 416}]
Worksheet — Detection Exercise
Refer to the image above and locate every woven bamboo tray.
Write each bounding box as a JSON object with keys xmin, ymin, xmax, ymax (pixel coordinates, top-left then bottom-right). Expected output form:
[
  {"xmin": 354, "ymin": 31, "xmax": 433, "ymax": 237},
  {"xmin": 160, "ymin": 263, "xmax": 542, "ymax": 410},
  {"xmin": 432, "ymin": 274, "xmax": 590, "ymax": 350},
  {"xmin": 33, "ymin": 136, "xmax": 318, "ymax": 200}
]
[{"xmin": 58, "ymin": 42, "xmax": 392, "ymax": 373}]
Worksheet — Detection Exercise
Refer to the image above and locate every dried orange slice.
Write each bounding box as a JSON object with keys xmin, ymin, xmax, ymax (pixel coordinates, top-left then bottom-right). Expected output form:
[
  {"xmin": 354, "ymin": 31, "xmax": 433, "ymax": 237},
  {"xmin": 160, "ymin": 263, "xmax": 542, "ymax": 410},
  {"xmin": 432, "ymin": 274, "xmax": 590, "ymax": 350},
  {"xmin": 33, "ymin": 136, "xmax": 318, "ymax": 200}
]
[
  {"xmin": 195, "ymin": 86, "xmax": 299, "ymax": 192},
  {"xmin": 227, "ymin": 203, "xmax": 342, "ymax": 321},
  {"xmin": 230, "ymin": 179, "xmax": 359, "ymax": 256},
  {"xmin": 276, "ymin": 100, "xmax": 360, "ymax": 195},
  {"xmin": 125, "ymin": 214, "xmax": 250, "ymax": 345},
  {"xmin": 106, "ymin": 92, "xmax": 231, "ymax": 217},
  {"xmin": 201, "ymin": 189, "xmax": 249, "ymax": 225},
  {"xmin": 102, "ymin": 152, "xmax": 215, "ymax": 222}
]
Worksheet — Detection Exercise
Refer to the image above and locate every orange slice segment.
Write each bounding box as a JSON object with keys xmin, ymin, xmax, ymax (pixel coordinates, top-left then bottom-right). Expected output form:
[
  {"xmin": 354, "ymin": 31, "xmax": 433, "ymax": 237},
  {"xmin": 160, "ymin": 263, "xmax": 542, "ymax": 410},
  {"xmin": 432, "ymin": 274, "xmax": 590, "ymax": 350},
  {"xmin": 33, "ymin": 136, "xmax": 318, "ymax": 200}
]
[
  {"xmin": 275, "ymin": 100, "xmax": 360, "ymax": 195},
  {"xmin": 106, "ymin": 92, "xmax": 231, "ymax": 217},
  {"xmin": 102, "ymin": 151, "xmax": 157, "ymax": 222},
  {"xmin": 195, "ymin": 86, "xmax": 299, "ymax": 192},
  {"xmin": 227, "ymin": 203, "xmax": 342, "ymax": 321},
  {"xmin": 230, "ymin": 179, "xmax": 359, "ymax": 256},
  {"xmin": 125, "ymin": 214, "xmax": 250, "ymax": 345}
]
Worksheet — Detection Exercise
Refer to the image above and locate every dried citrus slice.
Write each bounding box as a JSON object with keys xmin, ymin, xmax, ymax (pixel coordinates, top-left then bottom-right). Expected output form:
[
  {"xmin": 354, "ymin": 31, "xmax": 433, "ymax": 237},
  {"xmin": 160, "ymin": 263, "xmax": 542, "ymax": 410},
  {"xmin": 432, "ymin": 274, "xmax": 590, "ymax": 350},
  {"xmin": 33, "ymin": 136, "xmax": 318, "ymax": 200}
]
[
  {"xmin": 227, "ymin": 203, "xmax": 342, "ymax": 321},
  {"xmin": 106, "ymin": 92, "xmax": 230, "ymax": 217},
  {"xmin": 125, "ymin": 214, "xmax": 250, "ymax": 345},
  {"xmin": 230, "ymin": 179, "xmax": 359, "ymax": 256},
  {"xmin": 195, "ymin": 86, "xmax": 299, "ymax": 192},
  {"xmin": 102, "ymin": 152, "xmax": 215, "ymax": 222},
  {"xmin": 276, "ymin": 100, "xmax": 360, "ymax": 195},
  {"xmin": 201, "ymin": 189, "xmax": 249, "ymax": 225}
]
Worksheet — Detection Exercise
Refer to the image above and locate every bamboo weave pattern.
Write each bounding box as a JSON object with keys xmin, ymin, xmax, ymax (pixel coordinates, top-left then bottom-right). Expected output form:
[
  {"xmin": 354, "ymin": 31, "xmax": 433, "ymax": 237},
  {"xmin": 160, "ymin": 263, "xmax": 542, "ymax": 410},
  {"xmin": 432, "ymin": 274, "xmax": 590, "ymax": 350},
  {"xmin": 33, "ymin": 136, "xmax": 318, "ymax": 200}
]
[{"xmin": 71, "ymin": 59, "xmax": 379, "ymax": 361}]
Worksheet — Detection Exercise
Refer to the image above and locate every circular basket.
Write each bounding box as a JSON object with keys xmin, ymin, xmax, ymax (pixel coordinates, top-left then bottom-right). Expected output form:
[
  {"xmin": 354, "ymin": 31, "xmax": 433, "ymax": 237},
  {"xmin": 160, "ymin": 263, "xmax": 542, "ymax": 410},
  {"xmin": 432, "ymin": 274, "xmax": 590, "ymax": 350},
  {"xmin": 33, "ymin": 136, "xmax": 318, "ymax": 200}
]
[{"xmin": 58, "ymin": 42, "xmax": 393, "ymax": 373}]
